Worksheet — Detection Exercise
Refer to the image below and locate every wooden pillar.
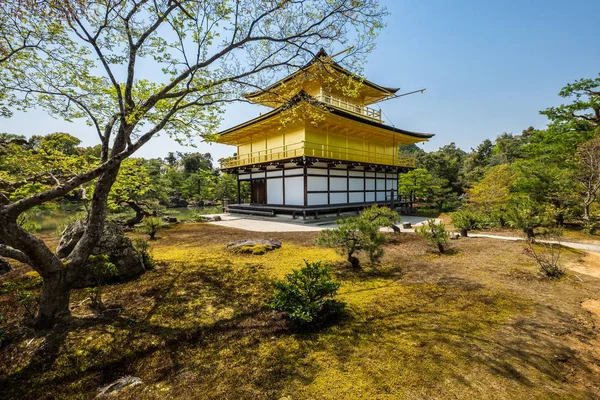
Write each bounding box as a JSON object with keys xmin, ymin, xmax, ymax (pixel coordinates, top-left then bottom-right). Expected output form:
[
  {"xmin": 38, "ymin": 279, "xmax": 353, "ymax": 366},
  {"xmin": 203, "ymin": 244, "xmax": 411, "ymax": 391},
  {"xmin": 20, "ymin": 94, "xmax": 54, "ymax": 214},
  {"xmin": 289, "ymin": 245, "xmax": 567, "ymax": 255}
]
[
  {"xmin": 303, "ymin": 162, "xmax": 308, "ymax": 207},
  {"xmin": 236, "ymin": 174, "xmax": 241, "ymax": 204}
]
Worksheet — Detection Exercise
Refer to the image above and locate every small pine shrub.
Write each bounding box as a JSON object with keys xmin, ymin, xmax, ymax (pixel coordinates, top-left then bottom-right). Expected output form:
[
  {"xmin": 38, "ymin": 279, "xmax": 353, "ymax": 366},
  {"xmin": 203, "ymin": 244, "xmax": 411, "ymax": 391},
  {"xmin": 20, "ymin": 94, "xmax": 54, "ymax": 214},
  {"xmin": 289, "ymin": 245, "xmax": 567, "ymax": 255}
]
[
  {"xmin": 138, "ymin": 217, "xmax": 164, "ymax": 240},
  {"xmin": 317, "ymin": 205, "xmax": 400, "ymax": 269},
  {"xmin": 417, "ymin": 219, "xmax": 450, "ymax": 254},
  {"xmin": 268, "ymin": 260, "xmax": 345, "ymax": 330},
  {"xmin": 133, "ymin": 238, "xmax": 155, "ymax": 269}
]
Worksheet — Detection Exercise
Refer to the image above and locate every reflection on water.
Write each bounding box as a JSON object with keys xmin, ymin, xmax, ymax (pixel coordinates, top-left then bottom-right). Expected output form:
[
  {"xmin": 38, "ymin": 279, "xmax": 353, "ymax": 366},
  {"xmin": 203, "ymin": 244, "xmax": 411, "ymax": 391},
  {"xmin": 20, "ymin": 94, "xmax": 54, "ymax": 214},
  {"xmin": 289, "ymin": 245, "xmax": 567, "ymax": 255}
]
[{"xmin": 29, "ymin": 205, "xmax": 222, "ymax": 234}]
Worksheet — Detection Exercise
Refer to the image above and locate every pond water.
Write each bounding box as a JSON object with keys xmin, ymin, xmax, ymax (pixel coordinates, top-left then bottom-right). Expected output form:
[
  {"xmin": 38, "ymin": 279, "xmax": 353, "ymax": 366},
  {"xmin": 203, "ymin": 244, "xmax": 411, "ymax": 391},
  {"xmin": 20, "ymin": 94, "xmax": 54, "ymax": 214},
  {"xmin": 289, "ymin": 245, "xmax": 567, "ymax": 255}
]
[{"xmin": 28, "ymin": 205, "xmax": 222, "ymax": 234}]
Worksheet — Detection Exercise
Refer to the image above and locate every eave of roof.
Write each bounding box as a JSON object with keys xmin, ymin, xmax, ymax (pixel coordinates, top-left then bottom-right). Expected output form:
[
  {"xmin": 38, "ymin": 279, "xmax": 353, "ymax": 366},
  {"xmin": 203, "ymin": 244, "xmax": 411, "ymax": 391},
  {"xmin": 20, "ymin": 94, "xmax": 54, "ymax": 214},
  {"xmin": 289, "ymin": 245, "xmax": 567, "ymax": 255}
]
[
  {"xmin": 217, "ymin": 91, "xmax": 434, "ymax": 140},
  {"xmin": 244, "ymin": 48, "xmax": 399, "ymax": 99}
]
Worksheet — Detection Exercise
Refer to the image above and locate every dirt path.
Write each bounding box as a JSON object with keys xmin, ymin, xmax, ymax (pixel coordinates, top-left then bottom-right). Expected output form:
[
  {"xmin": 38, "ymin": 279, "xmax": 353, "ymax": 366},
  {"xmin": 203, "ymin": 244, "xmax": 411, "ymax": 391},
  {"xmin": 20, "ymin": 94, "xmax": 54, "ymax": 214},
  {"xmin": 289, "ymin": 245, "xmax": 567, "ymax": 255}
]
[
  {"xmin": 583, "ymin": 299, "xmax": 600, "ymax": 323},
  {"xmin": 565, "ymin": 251, "xmax": 600, "ymax": 279}
]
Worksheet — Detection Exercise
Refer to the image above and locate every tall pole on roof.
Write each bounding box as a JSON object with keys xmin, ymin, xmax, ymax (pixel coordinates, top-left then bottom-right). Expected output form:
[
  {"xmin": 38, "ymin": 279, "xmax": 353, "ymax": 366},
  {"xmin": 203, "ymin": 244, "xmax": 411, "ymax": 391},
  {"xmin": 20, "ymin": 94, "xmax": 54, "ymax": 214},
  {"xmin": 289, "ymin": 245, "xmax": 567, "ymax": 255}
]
[
  {"xmin": 330, "ymin": 46, "xmax": 354, "ymax": 59},
  {"xmin": 373, "ymin": 88, "xmax": 427, "ymax": 104}
]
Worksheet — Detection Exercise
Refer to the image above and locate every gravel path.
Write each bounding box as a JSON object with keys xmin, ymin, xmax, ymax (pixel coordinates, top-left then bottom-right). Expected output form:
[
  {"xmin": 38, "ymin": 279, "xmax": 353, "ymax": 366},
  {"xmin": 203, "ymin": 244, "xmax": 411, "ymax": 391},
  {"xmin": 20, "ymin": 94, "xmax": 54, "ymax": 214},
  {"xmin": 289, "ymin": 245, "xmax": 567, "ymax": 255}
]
[{"xmin": 469, "ymin": 233, "xmax": 600, "ymax": 253}]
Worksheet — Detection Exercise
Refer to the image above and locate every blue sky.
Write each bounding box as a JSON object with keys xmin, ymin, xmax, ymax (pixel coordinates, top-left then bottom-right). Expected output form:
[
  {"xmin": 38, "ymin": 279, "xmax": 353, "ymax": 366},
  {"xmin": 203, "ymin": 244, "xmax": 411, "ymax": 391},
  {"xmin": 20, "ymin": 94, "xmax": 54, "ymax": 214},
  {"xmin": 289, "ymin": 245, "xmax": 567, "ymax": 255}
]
[{"xmin": 3, "ymin": 0, "xmax": 600, "ymax": 163}]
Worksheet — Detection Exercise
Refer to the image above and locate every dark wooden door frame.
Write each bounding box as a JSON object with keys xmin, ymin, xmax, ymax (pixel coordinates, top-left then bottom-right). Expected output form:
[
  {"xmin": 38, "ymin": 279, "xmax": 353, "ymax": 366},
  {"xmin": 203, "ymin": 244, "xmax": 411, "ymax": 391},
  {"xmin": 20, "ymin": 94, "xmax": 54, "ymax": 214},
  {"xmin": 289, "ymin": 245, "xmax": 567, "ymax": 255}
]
[{"xmin": 251, "ymin": 179, "xmax": 267, "ymax": 204}]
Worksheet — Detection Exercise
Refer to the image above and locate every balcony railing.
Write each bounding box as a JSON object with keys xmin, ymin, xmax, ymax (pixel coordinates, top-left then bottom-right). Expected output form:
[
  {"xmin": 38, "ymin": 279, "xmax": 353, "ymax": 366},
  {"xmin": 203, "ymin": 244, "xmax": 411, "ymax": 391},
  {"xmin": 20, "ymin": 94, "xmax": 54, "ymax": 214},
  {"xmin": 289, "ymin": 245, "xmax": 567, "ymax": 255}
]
[
  {"xmin": 219, "ymin": 141, "xmax": 416, "ymax": 169},
  {"xmin": 314, "ymin": 92, "xmax": 382, "ymax": 123}
]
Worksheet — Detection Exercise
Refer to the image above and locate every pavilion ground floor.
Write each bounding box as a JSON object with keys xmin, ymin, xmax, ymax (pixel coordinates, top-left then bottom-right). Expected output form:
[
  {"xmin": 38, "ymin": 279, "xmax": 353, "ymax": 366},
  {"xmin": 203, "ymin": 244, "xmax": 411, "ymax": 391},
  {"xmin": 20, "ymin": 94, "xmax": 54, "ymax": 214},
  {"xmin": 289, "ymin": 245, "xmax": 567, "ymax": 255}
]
[{"xmin": 222, "ymin": 156, "xmax": 413, "ymax": 219}]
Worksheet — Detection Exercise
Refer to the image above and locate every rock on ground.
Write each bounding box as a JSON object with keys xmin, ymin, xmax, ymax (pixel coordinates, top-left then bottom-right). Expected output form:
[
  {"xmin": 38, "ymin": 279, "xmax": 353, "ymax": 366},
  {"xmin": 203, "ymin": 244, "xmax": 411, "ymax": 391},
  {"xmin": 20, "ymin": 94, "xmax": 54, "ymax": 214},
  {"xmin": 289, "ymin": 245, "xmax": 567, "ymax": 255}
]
[
  {"xmin": 56, "ymin": 219, "xmax": 145, "ymax": 287},
  {"xmin": 96, "ymin": 376, "xmax": 142, "ymax": 398},
  {"xmin": 227, "ymin": 239, "xmax": 282, "ymax": 255},
  {"xmin": 160, "ymin": 196, "xmax": 189, "ymax": 208}
]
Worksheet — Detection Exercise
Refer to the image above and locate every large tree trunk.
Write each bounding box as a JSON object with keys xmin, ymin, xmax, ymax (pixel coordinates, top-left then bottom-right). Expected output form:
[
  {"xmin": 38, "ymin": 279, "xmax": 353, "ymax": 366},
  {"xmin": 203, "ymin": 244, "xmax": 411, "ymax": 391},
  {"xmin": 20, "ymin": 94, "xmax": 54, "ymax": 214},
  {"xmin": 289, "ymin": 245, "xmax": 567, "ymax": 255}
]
[{"xmin": 36, "ymin": 270, "xmax": 71, "ymax": 329}]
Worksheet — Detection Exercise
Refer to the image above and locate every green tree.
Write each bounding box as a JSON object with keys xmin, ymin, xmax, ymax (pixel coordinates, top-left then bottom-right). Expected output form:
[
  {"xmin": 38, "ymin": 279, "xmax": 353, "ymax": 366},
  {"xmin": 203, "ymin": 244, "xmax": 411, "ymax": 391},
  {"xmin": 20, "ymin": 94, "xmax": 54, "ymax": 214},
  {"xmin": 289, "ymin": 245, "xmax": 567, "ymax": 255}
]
[
  {"xmin": 0, "ymin": 0, "xmax": 387, "ymax": 328},
  {"xmin": 417, "ymin": 142, "xmax": 466, "ymax": 195},
  {"xmin": 39, "ymin": 132, "xmax": 81, "ymax": 155},
  {"xmin": 179, "ymin": 152, "xmax": 214, "ymax": 175},
  {"xmin": 181, "ymin": 170, "xmax": 216, "ymax": 201},
  {"xmin": 575, "ymin": 137, "xmax": 600, "ymax": 229},
  {"xmin": 398, "ymin": 168, "xmax": 437, "ymax": 208},
  {"xmin": 467, "ymin": 164, "xmax": 517, "ymax": 217},
  {"xmin": 214, "ymin": 173, "xmax": 239, "ymax": 202},
  {"xmin": 492, "ymin": 132, "xmax": 525, "ymax": 164},
  {"xmin": 462, "ymin": 139, "xmax": 493, "ymax": 184},
  {"xmin": 541, "ymin": 75, "xmax": 600, "ymax": 132}
]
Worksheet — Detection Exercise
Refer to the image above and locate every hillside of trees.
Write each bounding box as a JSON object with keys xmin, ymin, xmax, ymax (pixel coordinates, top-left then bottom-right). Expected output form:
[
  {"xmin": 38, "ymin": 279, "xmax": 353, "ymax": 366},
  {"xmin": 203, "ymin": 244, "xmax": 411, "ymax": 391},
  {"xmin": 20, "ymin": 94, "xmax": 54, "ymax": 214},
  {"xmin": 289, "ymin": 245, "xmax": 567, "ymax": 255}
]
[
  {"xmin": 400, "ymin": 74, "xmax": 600, "ymax": 232},
  {"xmin": 0, "ymin": 133, "xmax": 248, "ymax": 222}
]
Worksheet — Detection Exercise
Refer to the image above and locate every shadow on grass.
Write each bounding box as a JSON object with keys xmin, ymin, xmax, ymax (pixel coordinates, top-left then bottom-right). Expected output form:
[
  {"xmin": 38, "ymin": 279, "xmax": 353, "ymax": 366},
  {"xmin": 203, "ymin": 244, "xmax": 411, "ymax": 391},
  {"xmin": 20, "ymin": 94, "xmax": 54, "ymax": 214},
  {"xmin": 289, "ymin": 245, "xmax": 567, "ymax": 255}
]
[{"xmin": 1, "ymin": 257, "xmax": 598, "ymax": 399}]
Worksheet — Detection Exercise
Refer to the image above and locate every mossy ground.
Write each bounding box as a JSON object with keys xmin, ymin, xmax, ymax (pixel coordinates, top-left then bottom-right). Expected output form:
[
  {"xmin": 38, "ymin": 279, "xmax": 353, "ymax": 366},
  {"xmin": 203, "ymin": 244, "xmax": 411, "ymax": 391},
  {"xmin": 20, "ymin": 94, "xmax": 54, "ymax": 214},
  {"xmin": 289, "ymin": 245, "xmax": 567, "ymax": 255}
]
[{"xmin": 0, "ymin": 224, "xmax": 599, "ymax": 399}]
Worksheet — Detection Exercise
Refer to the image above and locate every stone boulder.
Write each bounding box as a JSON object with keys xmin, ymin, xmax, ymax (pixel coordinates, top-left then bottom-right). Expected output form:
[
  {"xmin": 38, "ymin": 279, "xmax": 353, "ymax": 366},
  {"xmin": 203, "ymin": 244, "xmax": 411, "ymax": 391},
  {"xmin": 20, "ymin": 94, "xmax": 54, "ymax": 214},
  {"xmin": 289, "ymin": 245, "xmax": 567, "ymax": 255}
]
[
  {"xmin": 227, "ymin": 239, "xmax": 282, "ymax": 255},
  {"xmin": 56, "ymin": 219, "xmax": 145, "ymax": 288},
  {"xmin": 162, "ymin": 196, "xmax": 189, "ymax": 208},
  {"xmin": 0, "ymin": 258, "xmax": 11, "ymax": 276},
  {"xmin": 212, "ymin": 215, "xmax": 222, "ymax": 221}
]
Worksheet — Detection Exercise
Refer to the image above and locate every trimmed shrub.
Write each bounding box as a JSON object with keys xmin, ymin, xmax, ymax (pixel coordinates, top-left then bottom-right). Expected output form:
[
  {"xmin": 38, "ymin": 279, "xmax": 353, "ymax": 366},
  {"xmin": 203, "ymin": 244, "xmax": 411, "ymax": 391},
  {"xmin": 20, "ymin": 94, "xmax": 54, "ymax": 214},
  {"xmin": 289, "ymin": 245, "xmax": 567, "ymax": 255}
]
[
  {"xmin": 317, "ymin": 205, "xmax": 400, "ymax": 268},
  {"xmin": 268, "ymin": 260, "xmax": 345, "ymax": 330},
  {"xmin": 417, "ymin": 219, "xmax": 450, "ymax": 254},
  {"xmin": 450, "ymin": 210, "xmax": 481, "ymax": 237}
]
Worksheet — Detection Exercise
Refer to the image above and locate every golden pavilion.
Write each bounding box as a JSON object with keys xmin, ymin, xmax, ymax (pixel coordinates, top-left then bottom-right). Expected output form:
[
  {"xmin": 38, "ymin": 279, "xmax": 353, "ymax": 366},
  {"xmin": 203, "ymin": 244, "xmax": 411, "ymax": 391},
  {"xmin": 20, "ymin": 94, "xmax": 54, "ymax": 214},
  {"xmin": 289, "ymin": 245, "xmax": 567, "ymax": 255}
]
[{"xmin": 217, "ymin": 49, "xmax": 433, "ymax": 218}]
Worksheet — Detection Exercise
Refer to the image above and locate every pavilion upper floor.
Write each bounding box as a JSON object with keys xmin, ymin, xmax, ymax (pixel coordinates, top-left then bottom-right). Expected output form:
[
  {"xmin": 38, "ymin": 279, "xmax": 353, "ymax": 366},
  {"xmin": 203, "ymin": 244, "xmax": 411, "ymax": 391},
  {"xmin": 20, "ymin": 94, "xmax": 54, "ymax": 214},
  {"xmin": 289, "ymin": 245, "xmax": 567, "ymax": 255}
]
[{"xmin": 217, "ymin": 99, "xmax": 432, "ymax": 170}]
